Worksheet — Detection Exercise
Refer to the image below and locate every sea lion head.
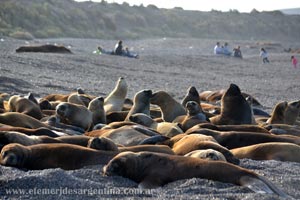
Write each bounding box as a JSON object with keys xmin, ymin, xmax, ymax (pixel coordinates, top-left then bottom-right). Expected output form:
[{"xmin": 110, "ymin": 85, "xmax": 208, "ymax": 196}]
[
  {"xmin": 88, "ymin": 97, "xmax": 104, "ymax": 111},
  {"xmin": 224, "ymin": 83, "xmax": 241, "ymax": 98},
  {"xmin": 0, "ymin": 143, "xmax": 28, "ymax": 167},
  {"xmin": 87, "ymin": 137, "xmax": 118, "ymax": 151},
  {"xmin": 56, "ymin": 102, "xmax": 70, "ymax": 118},
  {"xmin": 134, "ymin": 90, "xmax": 152, "ymax": 104},
  {"xmin": 188, "ymin": 86, "xmax": 198, "ymax": 96},
  {"xmin": 185, "ymin": 101, "xmax": 201, "ymax": 115},
  {"xmin": 184, "ymin": 149, "xmax": 227, "ymax": 162},
  {"xmin": 129, "ymin": 113, "xmax": 154, "ymax": 127},
  {"xmin": 103, "ymin": 151, "xmax": 142, "ymax": 180}
]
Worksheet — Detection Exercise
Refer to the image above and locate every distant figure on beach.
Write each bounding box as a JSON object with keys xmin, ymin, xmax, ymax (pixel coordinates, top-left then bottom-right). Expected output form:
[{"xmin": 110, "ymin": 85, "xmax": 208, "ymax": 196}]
[
  {"xmin": 94, "ymin": 46, "xmax": 112, "ymax": 55},
  {"xmin": 260, "ymin": 48, "xmax": 270, "ymax": 63},
  {"xmin": 123, "ymin": 46, "xmax": 139, "ymax": 58},
  {"xmin": 214, "ymin": 42, "xmax": 223, "ymax": 55},
  {"xmin": 291, "ymin": 56, "xmax": 298, "ymax": 68},
  {"xmin": 222, "ymin": 42, "xmax": 232, "ymax": 56},
  {"xmin": 93, "ymin": 42, "xmax": 139, "ymax": 59},
  {"xmin": 233, "ymin": 46, "xmax": 242, "ymax": 58},
  {"xmin": 114, "ymin": 40, "xmax": 123, "ymax": 55}
]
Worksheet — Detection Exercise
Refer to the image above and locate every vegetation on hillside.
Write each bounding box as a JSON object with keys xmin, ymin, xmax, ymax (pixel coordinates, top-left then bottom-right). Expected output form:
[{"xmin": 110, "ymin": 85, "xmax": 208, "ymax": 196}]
[{"xmin": 0, "ymin": 0, "xmax": 299, "ymax": 41}]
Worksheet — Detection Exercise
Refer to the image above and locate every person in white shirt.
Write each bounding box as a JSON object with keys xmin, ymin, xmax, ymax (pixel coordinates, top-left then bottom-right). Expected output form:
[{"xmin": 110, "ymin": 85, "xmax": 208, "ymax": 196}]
[{"xmin": 260, "ymin": 48, "xmax": 270, "ymax": 63}]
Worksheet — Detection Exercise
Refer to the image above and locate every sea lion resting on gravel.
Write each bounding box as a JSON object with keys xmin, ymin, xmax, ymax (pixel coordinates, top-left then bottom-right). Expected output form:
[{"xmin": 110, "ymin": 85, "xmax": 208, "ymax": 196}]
[
  {"xmin": 184, "ymin": 149, "xmax": 227, "ymax": 162},
  {"xmin": 103, "ymin": 151, "xmax": 288, "ymax": 197},
  {"xmin": 230, "ymin": 142, "xmax": 300, "ymax": 163},
  {"xmin": 15, "ymin": 44, "xmax": 72, "ymax": 54},
  {"xmin": 0, "ymin": 143, "xmax": 117, "ymax": 170}
]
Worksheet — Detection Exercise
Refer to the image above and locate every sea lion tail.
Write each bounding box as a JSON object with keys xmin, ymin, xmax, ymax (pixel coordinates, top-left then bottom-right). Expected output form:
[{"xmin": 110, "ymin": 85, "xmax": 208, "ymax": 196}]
[{"xmin": 240, "ymin": 175, "xmax": 290, "ymax": 198}]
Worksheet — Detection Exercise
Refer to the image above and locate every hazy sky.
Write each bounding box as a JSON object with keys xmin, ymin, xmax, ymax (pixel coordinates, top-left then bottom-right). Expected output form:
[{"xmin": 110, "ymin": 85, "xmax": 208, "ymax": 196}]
[{"xmin": 78, "ymin": 0, "xmax": 300, "ymax": 12}]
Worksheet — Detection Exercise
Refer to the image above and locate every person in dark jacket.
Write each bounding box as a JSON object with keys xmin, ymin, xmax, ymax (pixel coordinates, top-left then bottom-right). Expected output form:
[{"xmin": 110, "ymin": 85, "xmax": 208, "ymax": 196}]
[{"xmin": 114, "ymin": 40, "xmax": 123, "ymax": 55}]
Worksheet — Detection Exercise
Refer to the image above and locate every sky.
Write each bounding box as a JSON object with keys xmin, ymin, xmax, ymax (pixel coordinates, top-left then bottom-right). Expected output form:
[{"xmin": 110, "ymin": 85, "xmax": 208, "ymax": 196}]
[{"xmin": 77, "ymin": 0, "xmax": 300, "ymax": 12}]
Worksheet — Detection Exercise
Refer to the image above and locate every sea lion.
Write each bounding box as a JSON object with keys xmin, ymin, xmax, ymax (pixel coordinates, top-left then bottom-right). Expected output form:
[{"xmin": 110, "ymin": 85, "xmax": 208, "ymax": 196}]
[
  {"xmin": 103, "ymin": 151, "xmax": 288, "ymax": 197},
  {"xmin": 187, "ymin": 128, "xmax": 300, "ymax": 149},
  {"xmin": 171, "ymin": 134, "xmax": 239, "ymax": 164},
  {"xmin": 125, "ymin": 89, "xmax": 152, "ymax": 121},
  {"xmin": 174, "ymin": 101, "xmax": 209, "ymax": 132},
  {"xmin": 230, "ymin": 142, "xmax": 300, "ymax": 163},
  {"xmin": 266, "ymin": 100, "xmax": 300, "ymax": 125},
  {"xmin": 150, "ymin": 90, "xmax": 186, "ymax": 122},
  {"xmin": 56, "ymin": 102, "xmax": 93, "ymax": 131},
  {"xmin": 6, "ymin": 95, "xmax": 43, "ymax": 120},
  {"xmin": 42, "ymin": 93, "xmax": 69, "ymax": 102},
  {"xmin": 184, "ymin": 149, "xmax": 227, "ymax": 162},
  {"xmin": 88, "ymin": 96, "xmax": 106, "ymax": 125},
  {"xmin": 209, "ymin": 84, "xmax": 253, "ymax": 125},
  {"xmin": 0, "ymin": 143, "xmax": 117, "ymax": 170},
  {"xmin": 181, "ymin": 86, "xmax": 200, "ymax": 107},
  {"xmin": 0, "ymin": 127, "xmax": 60, "ymax": 137},
  {"xmin": 67, "ymin": 91, "xmax": 92, "ymax": 107},
  {"xmin": 88, "ymin": 136, "xmax": 174, "ymax": 155},
  {"xmin": 264, "ymin": 124, "xmax": 300, "ymax": 137},
  {"xmin": 104, "ymin": 77, "xmax": 128, "ymax": 113},
  {"xmin": 0, "ymin": 112, "xmax": 49, "ymax": 129},
  {"xmin": 129, "ymin": 113, "xmax": 183, "ymax": 137},
  {"xmin": 15, "ymin": 44, "xmax": 72, "ymax": 53}
]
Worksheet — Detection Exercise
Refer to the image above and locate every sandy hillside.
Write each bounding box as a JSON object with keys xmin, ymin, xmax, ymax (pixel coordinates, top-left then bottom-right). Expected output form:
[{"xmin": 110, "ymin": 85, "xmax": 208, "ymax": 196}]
[{"xmin": 0, "ymin": 37, "xmax": 300, "ymax": 199}]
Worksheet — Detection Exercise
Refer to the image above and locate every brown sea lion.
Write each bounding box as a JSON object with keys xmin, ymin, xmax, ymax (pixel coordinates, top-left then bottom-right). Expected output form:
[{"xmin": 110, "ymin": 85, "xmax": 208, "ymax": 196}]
[
  {"xmin": 16, "ymin": 44, "xmax": 72, "ymax": 53},
  {"xmin": 0, "ymin": 112, "xmax": 49, "ymax": 129},
  {"xmin": 187, "ymin": 128, "xmax": 300, "ymax": 149},
  {"xmin": 174, "ymin": 101, "xmax": 209, "ymax": 132},
  {"xmin": 42, "ymin": 93, "xmax": 69, "ymax": 102},
  {"xmin": 184, "ymin": 149, "xmax": 227, "ymax": 162},
  {"xmin": 104, "ymin": 77, "xmax": 128, "ymax": 113},
  {"xmin": 88, "ymin": 96, "xmax": 106, "ymax": 125},
  {"xmin": 6, "ymin": 95, "xmax": 43, "ymax": 120},
  {"xmin": 125, "ymin": 89, "xmax": 152, "ymax": 121},
  {"xmin": 88, "ymin": 136, "xmax": 174, "ymax": 155},
  {"xmin": 0, "ymin": 127, "xmax": 60, "ymax": 137},
  {"xmin": 67, "ymin": 91, "xmax": 93, "ymax": 107},
  {"xmin": 230, "ymin": 142, "xmax": 300, "ymax": 163},
  {"xmin": 150, "ymin": 90, "xmax": 186, "ymax": 122},
  {"xmin": 103, "ymin": 151, "xmax": 288, "ymax": 197},
  {"xmin": 181, "ymin": 86, "xmax": 200, "ymax": 107},
  {"xmin": 0, "ymin": 143, "xmax": 117, "ymax": 170},
  {"xmin": 209, "ymin": 84, "xmax": 253, "ymax": 125},
  {"xmin": 56, "ymin": 102, "xmax": 93, "ymax": 131},
  {"xmin": 267, "ymin": 100, "xmax": 300, "ymax": 125},
  {"xmin": 129, "ymin": 113, "xmax": 183, "ymax": 137},
  {"xmin": 264, "ymin": 124, "xmax": 300, "ymax": 137}
]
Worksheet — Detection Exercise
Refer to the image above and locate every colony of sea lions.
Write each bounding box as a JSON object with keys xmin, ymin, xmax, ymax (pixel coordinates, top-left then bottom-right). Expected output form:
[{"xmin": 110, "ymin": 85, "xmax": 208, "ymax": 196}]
[{"xmin": 1, "ymin": 78, "xmax": 299, "ymax": 198}]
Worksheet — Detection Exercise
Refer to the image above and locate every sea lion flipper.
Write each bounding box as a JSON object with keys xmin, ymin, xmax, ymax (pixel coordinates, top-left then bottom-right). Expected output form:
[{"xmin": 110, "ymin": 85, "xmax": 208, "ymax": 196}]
[
  {"xmin": 240, "ymin": 175, "xmax": 288, "ymax": 198},
  {"xmin": 138, "ymin": 177, "xmax": 162, "ymax": 189}
]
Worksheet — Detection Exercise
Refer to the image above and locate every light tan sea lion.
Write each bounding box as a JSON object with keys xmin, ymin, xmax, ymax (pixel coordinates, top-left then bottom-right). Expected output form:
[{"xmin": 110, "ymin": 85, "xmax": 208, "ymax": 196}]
[
  {"xmin": 184, "ymin": 149, "xmax": 227, "ymax": 162},
  {"xmin": 42, "ymin": 93, "xmax": 69, "ymax": 102},
  {"xmin": 171, "ymin": 134, "xmax": 239, "ymax": 164},
  {"xmin": 67, "ymin": 91, "xmax": 93, "ymax": 107},
  {"xmin": 230, "ymin": 142, "xmax": 300, "ymax": 163},
  {"xmin": 125, "ymin": 89, "xmax": 152, "ymax": 121},
  {"xmin": 150, "ymin": 90, "xmax": 186, "ymax": 122},
  {"xmin": 129, "ymin": 113, "xmax": 183, "ymax": 137},
  {"xmin": 267, "ymin": 100, "xmax": 300, "ymax": 125},
  {"xmin": 181, "ymin": 86, "xmax": 200, "ymax": 107},
  {"xmin": 104, "ymin": 77, "xmax": 128, "ymax": 113},
  {"xmin": 6, "ymin": 95, "xmax": 43, "ymax": 120},
  {"xmin": 88, "ymin": 96, "xmax": 106, "ymax": 125},
  {"xmin": 56, "ymin": 102, "xmax": 93, "ymax": 131},
  {"xmin": 209, "ymin": 84, "xmax": 253, "ymax": 125},
  {"xmin": 103, "ymin": 151, "xmax": 288, "ymax": 197},
  {"xmin": 0, "ymin": 143, "xmax": 117, "ymax": 170}
]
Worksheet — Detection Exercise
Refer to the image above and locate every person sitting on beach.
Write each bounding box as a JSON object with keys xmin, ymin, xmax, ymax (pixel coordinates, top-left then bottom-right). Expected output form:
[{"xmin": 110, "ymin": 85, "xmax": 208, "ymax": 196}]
[
  {"xmin": 114, "ymin": 40, "xmax": 123, "ymax": 55},
  {"xmin": 260, "ymin": 48, "xmax": 270, "ymax": 63},
  {"xmin": 233, "ymin": 46, "xmax": 243, "ymax": 58},
  {"xmin": 214, "ymin": 42, "xmax": 223, "ymax": 55},
  {"xmin": 222, "ymin": 42, "xmax": 232, "ymax": 56},
  {"xmin": 123, "ymin": 46, "xmax": 139, "ymax": 59}
]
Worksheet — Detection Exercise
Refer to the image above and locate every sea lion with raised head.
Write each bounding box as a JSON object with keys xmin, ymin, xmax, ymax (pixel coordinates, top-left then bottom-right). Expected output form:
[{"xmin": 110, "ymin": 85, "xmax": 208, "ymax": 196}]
[
  {"xmin": 88, "ymin": 96, "xmax": 106, "ymax": 125},
  {"xmin": 150, "ymin": 90, "xmax": 186, "ymax": 122},
  {"xmin": 209, "ymin": 84, "xmax": 253, "ymax": 125},
  {"xmin": 103, "ymin": 151, "xmax": 288, "ymax": 197},
  {"xmin": 181, "ymin": 86, "xmax": 200, "ymax": 107},
  {"xmin": 104, "ymin": 77, "xmax": 128, "ymax": 113}
]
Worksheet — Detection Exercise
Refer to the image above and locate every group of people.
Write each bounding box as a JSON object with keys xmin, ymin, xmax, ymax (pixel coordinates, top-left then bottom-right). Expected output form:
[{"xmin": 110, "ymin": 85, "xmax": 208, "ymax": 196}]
[
  {"xmin": 214, "ymin": 41, "xmax": 298, "ymax": 68},
  {"xmin": 214, "ymin": 42, "xmax": 242, "ymax": 58},
  {"xmin": 94, "ymin": 40, "xmax": 139, "ymax": 59}
]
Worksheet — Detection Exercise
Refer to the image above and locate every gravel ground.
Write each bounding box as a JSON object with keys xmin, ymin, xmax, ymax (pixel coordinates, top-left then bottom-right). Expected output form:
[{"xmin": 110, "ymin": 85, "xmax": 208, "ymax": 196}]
[{"xmin": 0, "ymin": 37, "xmax": 299, "ymax": 199}]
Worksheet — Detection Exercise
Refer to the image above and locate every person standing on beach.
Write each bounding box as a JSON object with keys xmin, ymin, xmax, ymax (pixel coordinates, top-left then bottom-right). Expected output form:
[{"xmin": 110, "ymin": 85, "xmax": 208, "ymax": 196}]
[
  {"xmin": 260, "ymin": 48, "xmax": 270, "ymax": 63},
  {"xmin": 291, "ymin": 56, "xmax": 298, "ymax": 68}
]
